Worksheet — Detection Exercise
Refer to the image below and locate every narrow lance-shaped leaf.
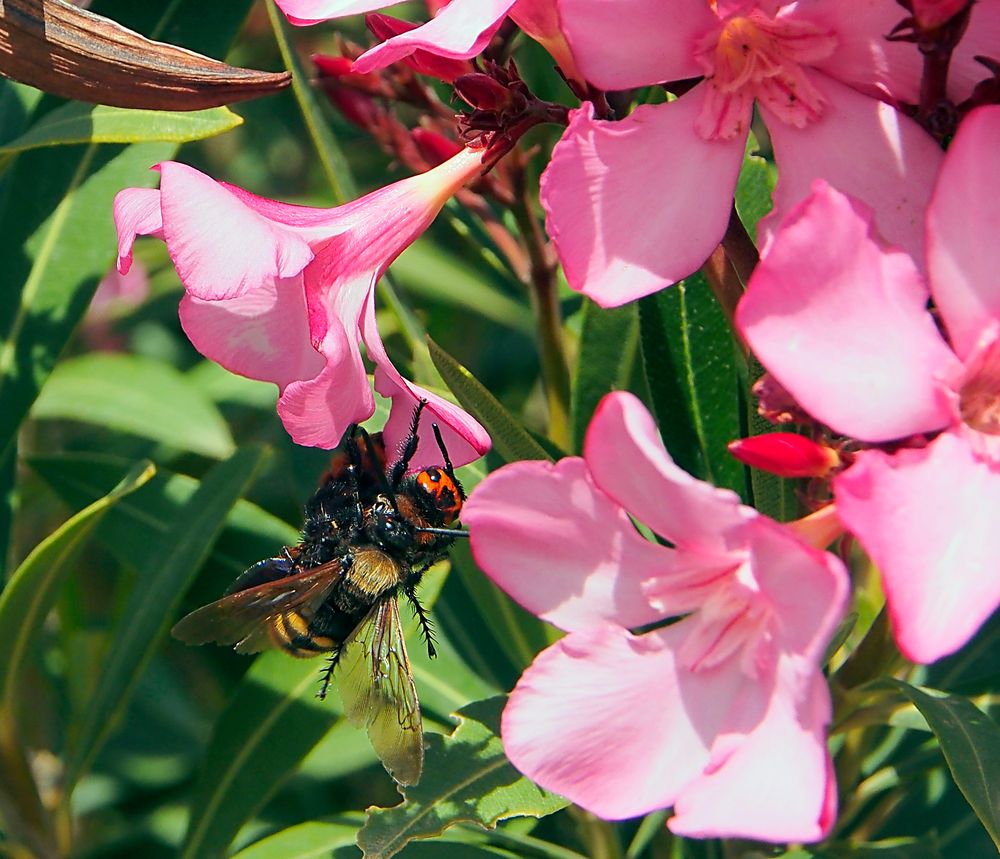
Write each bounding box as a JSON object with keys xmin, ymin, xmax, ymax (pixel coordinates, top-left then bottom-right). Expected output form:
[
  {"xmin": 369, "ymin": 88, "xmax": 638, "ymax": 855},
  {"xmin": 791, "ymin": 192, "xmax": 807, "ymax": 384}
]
[
  {"xmin": 358, "ymin": 696, "xmax": 569, "ymax": 859},
  {"xmin": 0, "ymin": 0, "xmax": 289, "ymax": 110},
  {"xmin": 428, "ymin": 338, "xmax": 551, "ymax": 464},
  {"xmin": 884, "ymin": 679, "xmax": 1000, "ymax": 850},
  {"xmin": 0, "ymin": 461, "xmax": 153, "ymax": 857},
  {"xmin": 638, "ymin": 272, "xmax": 748, "ymax": 499},
  {"xmin": 230, "ymin": 816, "xmax": 365, "ymax": 859},
  {"xmin": 62, "ymin": 446, "xmax": 271, "ymax": 793},
  {"xmin": 0, "ymin": 103, "xmax": 243, "ymax": 155},
  {"xmin": 570, "ymin": 299, "xmax": 638, "ymax": 452}
]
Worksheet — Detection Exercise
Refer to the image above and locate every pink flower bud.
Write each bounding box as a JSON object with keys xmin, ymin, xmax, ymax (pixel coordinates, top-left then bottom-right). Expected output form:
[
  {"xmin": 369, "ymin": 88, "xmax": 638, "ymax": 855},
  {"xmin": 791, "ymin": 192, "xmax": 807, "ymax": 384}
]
[
  {"xmin": 313, "ymin": 54, "xmax": 385, "ymax": 129},
  {"xmin": 728, "ymin": 433, "xmax": 840, "ymax": 478},
  {"xmin": 365, "ymin": 12, "xmax": 472, "ymax": 82}
]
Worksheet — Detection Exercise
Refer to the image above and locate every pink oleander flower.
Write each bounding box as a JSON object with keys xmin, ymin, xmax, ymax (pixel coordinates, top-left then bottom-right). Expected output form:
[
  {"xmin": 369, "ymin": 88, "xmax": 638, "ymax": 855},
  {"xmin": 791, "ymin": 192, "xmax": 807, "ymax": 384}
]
[
  {"xmin": 736, "ymin": 106, "xmax": 1000, "ymax": 664},
  {"xmin": 463, "ymin": 391, "xmax": 849, "ymax": 841},
  {"xmin": 543, "ymin": 0, "xmax": 999, "ymax": 307},
  {"xmin": 274, "ymin": 0, "xmax": 584, "ymax": 86},
  {"xmin": 113, "ymin": 150, "xmax": 491, "ymax": 470}
]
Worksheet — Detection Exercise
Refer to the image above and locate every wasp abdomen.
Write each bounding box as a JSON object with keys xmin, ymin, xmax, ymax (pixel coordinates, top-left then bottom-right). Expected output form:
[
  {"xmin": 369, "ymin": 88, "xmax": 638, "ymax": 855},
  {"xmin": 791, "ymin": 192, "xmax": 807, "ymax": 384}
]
[{"xmin": 267, "ymin": 610, "xmax": 337, "ymax": 656}]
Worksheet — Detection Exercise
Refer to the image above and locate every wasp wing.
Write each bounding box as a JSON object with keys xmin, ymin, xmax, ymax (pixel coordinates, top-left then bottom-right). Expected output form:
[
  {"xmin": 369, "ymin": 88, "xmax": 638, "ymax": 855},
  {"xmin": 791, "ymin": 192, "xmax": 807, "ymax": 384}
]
[
  {"xmin": 171, "ymin": 560, "xmax": 343, "ymax": 654},
  {"xmin": 338, "ymin": 597, "xmax": 423, "ymax": 786}
]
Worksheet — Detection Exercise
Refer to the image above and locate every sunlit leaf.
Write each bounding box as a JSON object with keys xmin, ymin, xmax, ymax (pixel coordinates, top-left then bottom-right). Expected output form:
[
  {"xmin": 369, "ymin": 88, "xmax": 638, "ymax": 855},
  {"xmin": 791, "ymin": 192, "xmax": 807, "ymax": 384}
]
[
  {"xmin": 32, "ymin": 353, "xmax": 236, "ymax": 458},
  {"xmin": 0, "ymin": 104, "xmax": 242, "ymax": 154},
  {"xmin": 230, "ymin": 816, "xmax": 363, "ymax": 859},
  {"xmin": 358, "ymin": 697, "xmax": 568, "ymax": 859},
  {"xmin": 63, "ymin": 447, "xmax": 270, "ymax": 792},
  {"xmin": 885, "ymin": 680, "xmax": 1000, "ymax": 849}
]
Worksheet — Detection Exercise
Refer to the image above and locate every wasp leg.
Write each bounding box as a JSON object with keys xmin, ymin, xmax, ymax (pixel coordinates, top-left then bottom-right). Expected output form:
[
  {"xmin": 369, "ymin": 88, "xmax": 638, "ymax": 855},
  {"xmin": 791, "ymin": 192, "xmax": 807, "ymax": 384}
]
[
  {"xmin": 389, "ymin": 398, "xmax": 428, "ymax": 490},
  {"xmin": 317, "ymin": 642, "xmax": 346, "ymax": 701},
  {"xmin": 404, "ymin": 580, "xmax": 437, "ymax": 659}
]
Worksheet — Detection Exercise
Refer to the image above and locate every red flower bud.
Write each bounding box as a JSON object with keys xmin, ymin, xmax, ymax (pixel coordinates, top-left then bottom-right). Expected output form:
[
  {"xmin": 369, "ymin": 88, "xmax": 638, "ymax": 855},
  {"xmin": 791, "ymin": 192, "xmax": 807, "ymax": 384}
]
[
  {"xmin": 454, "ymin": 72, "xmax": 514, "ymax": 112},
  {"xmin": 313, "ymin": 54, "xmax": 384, "ymax": 130},
  {"xmin": 728, "ymin": 433, "xmax": 840, "ymax": 478},
  {"xmin": 912, "ymin": 0, "xmax": 969, "ymax": 28},
  {"xmin": 411, "ymin": 128, "xmax": 464, "ymax": 166}
]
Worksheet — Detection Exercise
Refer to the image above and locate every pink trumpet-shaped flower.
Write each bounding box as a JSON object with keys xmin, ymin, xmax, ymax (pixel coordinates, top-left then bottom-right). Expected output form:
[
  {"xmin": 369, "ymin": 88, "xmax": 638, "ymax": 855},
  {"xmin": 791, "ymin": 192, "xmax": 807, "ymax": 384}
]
[
  {"xmin": 543, "ymin": 0, "xmax": 1000, "ymax": 307},
  {"xmin": 463, "ymin": 392, "xmax": 848, "ymax": 841},
  {"xmin": 113, "ymin": 151, "xmax": 490, "ymax": 470},
  {"xmin": 736, "ymin": 106, "xmax": 1000, "ymax": 664},
  {"xmin": 274, "ymin": 0, "xmax": 584, "ymax": 85}
]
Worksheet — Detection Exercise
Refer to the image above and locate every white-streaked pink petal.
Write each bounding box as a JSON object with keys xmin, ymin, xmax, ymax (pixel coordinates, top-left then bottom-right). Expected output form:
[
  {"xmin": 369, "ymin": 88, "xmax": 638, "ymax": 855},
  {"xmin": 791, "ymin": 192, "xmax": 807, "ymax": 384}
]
[
  {"xmin": 670, "ymin": 664, "xmax": 835, "ymax": 842},
  {"xmin": 177, "ymin": 275, "xmax": 323, "ymax": 391},
  {"xmin": 738, "ymin": 182, "xmax": 958, "ymax": 442},
  {"xmin": 926, "ymin": 105, "xmax": 1000, "ymax": 361},
  {"xmin": 541, "ymin": 95, "xmax": 745, "ymax": 307},
  {"xmin": 464, "ymin": 458, "xmax": 669, "ymax": 633},
  {"xmin": 748, "ymin": 516, "xmax": 850, "ymax": 659},
  {"xmin": 113, "ymin": 187, "xmax": 163, "ymax": 274},
  {"xmin": 557, "ymin": 0, "xmax": 716, "ymax": 89},
  {"xmin": 360, "ymin": 298, "xmax": 490, "ymax": 470},
  {"xmin": 502, "ymin": 624, "xmax": 744, "ymax": 819},
  {"xmin": 761, "ymin": 74, "xmax": 941, "ymax": 263},
  {"xmin": 274, "ymin": 0, "xmax": 399, "ymax": 25},
  {"xmin": 584, "ymin": 392, "xmax": 753, "ymax": 557},
  {"xmin": 835, "ymin": 434, "xmax": 1000, "ymax": 663},
  {"xmin": 353, "ymin": 0, "xmax": 514, "ymax": 72},
  {"xmin": 157, "ymin": 162, "xmax": 314, "ymax": 301}
]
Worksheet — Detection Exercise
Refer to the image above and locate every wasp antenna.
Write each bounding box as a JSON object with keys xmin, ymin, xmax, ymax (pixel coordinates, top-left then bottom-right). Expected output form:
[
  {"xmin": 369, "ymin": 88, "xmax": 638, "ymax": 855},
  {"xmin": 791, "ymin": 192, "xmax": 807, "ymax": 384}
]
[
  {"xmin": 390, "ymin": 399, "xmax": 428, "ymax": 489},
  {"xmin": 415, "ymin": 526, "xmax": 470, "ymax": 538}
]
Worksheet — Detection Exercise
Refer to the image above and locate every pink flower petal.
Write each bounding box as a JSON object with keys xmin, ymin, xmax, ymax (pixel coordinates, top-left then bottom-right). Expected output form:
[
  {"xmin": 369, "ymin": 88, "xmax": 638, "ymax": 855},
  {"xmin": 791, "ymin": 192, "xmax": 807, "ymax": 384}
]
[
  {"xmin": 464, "ymin": 458, "xmax": 669, "ymax": 633},
  {"xmin": 360, "ymin": 297, "xmax": 490, "ymax": 470},
  {"xmin": 113, "ymin": 187, "xmax": 163, "ymax": 274},
  {"xmin": 558, "ymin": 0, "xmax": 716, "ymax": 89},
  {"xmin": 583, "ymin": 392, "xmax": 753, "ymax": 558},
  {"xmin": 670, "ymin": 664, "xmax": 835, "ymax": 842},
  {"xmin": 273, "ymin": 0, "xmax": 395, "ymax": 25},
  {"xmin": 835, "ymin": 433, "xmax": 1000, "ymax": 663},
  {"xmin": 541, "ymin": 94, "xmax": 745, "ymax": 307},
  {"xmin": 761, "ymin": 74, "xmax": 942, "ymax": 264},
  {"xmin": 802, "ymin": 0, "xmax": 923, "ymax": 105},
  {"xmin": 502, "ymin": 623, "xmax": 743, "ymax": 819},
  {"xmin": 157, "ymin": 162, "xmax": 314, "ymax": 301},
  {"xmin": 926, "ymin": 105, "xmax": 1000, "ymax": 360},
  {"xmin": 738, "ymin": 181, "xmax": 959, "ymax": 442},
  {"xmin": 177, "ymin": 275, "xmax": 323, "ymax": 391},
  {"xmin": 352, "ymin": 0, "xmax": 514, "ymax": 73}
]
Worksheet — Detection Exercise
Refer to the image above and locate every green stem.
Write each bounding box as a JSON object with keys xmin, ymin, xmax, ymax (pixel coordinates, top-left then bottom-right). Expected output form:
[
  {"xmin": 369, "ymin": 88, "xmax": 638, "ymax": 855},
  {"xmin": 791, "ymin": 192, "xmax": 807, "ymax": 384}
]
[
  {"xmin": 570, "ymin": 808, "xmax": 624, "ymax": 859},
  {"xmin": 510, "ymin": 157, "xmax": 571, "ymax": 449}
]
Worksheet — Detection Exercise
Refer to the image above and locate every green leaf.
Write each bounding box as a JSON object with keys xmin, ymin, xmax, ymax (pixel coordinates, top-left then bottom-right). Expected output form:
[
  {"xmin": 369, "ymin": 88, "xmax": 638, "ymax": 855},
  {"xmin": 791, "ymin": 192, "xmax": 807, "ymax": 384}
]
[
  {"xmin": 734, "ymin": 132, "xmax": 776, "ymax": 240},
  {"xmin": 63, "ymin": 447, "xmax": 270, "ymax": 792},
  {"xmin": 570, "ymin": 299, "xmax": 639, "ymax": 451},
  {"xmin": 230, "ymin": 817, "xmax": 363, "ymax": 859},
  {"xmin": 28, "ymin": 453, "xmax": 298, "ymax": 590},
  {"xmin": 428, "ymin": 338, "xmax": 551, "ymax": 464},
  {"xmin": 0, "ymin": 461, "xmax": 153, "ymax": 855},
  {"xmin": 0, "ymin": 104, "xmax": 242, "ymax": 155},
  {"xmin": 0, "ymin": 460, "xmax": 154, "ymax": 718},
  {"xmin": 358, "ymin": 697, "xmax": 569, "ymax": 859},
  {"xmin": 178, "ymin": 651, "xmax": 348, "ymax": 859},
  {"xmin": 31, "ymin": 353, "xmax": 236, "ymax": 458},
  {"xmin": 638, "ymin": 273, "xmax": 747, "ymax": 498},
  {"xmin": 884, "ymin": 680, "xmax": 1000, "ymax": 849},
  {"xmin": 0, "ymin": 0, "xmax": 257, "ymax": 462}
]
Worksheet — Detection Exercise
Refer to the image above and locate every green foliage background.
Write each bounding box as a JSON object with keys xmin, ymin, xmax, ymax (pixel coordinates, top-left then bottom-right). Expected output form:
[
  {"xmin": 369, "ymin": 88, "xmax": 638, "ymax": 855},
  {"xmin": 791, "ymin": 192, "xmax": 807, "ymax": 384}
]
[{"xmin": 1, "ymin": 3, "xmax": 998, "ymax": 859}]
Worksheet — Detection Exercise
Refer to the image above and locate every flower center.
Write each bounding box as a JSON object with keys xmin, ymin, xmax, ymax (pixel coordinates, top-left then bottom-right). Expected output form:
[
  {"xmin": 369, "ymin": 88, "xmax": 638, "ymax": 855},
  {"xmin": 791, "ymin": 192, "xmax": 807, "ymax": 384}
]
[
  {"xmin": 958, "ymin": 336, "xmax": 1000, "ymax": 437},
  {"xmin": 693, "ymin": 9, "xmax": 838, "ymax": 140}
]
